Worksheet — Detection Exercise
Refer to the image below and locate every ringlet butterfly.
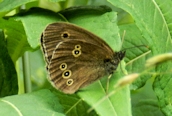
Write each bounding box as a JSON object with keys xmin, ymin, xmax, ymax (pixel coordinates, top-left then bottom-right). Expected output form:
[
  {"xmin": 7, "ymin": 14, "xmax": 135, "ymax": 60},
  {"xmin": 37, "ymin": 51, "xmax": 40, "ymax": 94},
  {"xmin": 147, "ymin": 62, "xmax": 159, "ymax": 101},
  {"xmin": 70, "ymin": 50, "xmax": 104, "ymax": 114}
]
[{"xmin": 41, "ymin": 22, "xmax": 125, "ymax": 94}]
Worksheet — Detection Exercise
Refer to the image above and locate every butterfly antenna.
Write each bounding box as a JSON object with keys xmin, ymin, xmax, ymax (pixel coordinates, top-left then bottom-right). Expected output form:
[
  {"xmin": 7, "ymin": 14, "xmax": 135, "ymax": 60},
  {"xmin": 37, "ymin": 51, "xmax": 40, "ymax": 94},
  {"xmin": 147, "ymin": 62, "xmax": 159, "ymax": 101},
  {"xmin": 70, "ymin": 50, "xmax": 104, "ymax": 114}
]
[
  {"xmin": 121, "ymin": 45, "xmax": 149, "ymax": 52},
  {"xmin": 120, "ymin": 30, "xmax": 126, "ymax": 50},
  {"xmin": 119, "ymin": 30, "xmax": 149, "ymax": 51}
]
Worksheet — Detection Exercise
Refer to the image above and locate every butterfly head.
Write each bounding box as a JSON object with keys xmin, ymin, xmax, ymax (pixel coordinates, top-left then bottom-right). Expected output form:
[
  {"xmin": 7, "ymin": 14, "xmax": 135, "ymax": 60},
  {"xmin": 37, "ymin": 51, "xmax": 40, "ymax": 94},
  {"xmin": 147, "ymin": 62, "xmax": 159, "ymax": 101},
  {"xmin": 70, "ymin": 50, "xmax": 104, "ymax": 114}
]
[
  {"xmin": 104, "ymin": 51, "xmax": 125, "ymax": 75},
  {"xmin": 116, "ymin": 51, "xmax": 126, "ymax": 61}
]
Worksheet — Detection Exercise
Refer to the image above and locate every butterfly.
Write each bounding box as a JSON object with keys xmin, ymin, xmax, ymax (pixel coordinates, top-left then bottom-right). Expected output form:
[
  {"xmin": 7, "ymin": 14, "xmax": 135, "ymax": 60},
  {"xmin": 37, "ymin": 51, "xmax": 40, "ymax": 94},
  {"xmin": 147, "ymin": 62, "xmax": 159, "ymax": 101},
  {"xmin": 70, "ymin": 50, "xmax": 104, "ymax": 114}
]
[{"xmin": 40, "ymin": 22, "xmax": 125, "ymax": 94}]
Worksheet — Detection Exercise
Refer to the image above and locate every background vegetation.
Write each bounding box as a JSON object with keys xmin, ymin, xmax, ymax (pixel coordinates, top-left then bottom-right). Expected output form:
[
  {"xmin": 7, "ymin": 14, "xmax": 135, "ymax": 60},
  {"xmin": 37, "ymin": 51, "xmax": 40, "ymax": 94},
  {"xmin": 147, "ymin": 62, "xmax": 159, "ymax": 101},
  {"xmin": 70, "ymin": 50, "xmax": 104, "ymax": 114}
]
[{"xmin": 0, "ymin": 0, "xmax": 172, "ymax": 116}]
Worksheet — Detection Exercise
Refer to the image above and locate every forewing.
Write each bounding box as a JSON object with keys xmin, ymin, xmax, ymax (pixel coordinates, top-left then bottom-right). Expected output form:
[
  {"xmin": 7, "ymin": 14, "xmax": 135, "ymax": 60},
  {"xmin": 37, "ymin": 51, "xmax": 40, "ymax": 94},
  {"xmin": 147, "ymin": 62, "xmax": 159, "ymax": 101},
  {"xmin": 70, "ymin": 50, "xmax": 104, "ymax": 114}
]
[{"xmin": 40, "ymin": 22, "xmax": 114, "ymax": 63}]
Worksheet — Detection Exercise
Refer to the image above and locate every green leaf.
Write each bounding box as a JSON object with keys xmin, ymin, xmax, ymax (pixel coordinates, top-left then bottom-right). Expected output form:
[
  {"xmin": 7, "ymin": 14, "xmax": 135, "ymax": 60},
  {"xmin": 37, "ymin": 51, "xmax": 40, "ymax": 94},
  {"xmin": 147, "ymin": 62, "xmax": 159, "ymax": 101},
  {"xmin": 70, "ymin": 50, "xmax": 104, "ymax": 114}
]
[
  {"xmin": 0, "ymin": 0, "xmax": 37, "ymax": 17},
  {"xmin": 107, "ymin": 0, "xmax": 172, "ymax": 115},
  {"xmin": 59, "ymin": 5, "xmax": 112, "ymax": 17},
  {"xmin": 0, "ymin": 89, "xmax": 65, "ymax": 116},
  {"xmin": 132, "ymin": 100, "xmax": 164, "ymax": 116},
  {"xmin": 108, "ymin": 0, "xmax": 172, "ymax": 53},
  {"xmin": 78, "ymin": 73, "xmax": 131, "ymax": 116},
  {"xmin": 0, "ymin": 18, "xmax": 31, "ymax": 62},
  {"xmin": 54, "ymin": 90, "xmax": 98, "ymax": 116},
  {"xmin": 0, "ymin": 29, "xmax": 18, "ymax": 97},
  {"xmin": 15, "ymin": 8, "xmax": 65, "ymax": 49},
  {"xmin": 131, "ymin": 79, "xmax": 164, "ymax": 116}
]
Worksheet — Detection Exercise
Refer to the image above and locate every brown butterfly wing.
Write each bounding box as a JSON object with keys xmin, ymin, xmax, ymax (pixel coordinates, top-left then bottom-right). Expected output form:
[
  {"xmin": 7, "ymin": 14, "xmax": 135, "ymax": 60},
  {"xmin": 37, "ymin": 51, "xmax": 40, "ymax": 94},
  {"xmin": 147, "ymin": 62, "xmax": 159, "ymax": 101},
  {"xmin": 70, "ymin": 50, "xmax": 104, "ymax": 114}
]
[
  {"xmin": 41, "ymin": 22, "xmax": 114, "ymax": 94},
  {"xmin": 41, "ymin": 22, "xmax": 113, "ymax": 63}
]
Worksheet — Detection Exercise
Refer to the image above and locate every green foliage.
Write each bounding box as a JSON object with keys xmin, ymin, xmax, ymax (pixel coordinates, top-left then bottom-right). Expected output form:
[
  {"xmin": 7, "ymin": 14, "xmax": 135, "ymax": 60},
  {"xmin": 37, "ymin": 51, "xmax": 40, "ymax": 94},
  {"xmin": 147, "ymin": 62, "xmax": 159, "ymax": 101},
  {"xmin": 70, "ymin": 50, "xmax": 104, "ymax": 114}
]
[
  {"xmin": 0, "ymin": 90, "xmax": 65, "ymax": 116},
  {"xmin": 0, "ymin": 19, "xmax": 31, "ymax": 62},
  {"xmin": 0, "ymin": 0, "xmax": 172, "ymax": 116},
  {"xmin": 0, "ymin": 30, "xmax": 18, "ymax": 97}
]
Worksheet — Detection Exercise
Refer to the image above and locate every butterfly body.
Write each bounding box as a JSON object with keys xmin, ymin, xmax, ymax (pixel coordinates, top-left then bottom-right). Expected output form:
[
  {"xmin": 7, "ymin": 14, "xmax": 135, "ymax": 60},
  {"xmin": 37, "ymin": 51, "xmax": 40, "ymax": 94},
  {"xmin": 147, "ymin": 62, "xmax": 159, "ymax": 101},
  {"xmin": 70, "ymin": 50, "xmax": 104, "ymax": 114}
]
[{"xmin": 41, "ymin": 22, "xmax": 125, "ymax": 94}]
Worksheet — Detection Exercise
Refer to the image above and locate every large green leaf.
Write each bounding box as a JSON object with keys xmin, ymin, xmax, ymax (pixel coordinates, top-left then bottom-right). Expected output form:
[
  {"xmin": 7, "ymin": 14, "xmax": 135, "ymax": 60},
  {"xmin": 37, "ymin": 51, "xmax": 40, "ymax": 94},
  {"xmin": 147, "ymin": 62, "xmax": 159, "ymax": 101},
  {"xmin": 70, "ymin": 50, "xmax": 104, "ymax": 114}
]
[
  {"xmin": 0, "ymin": 89, "xmax": 64, "ymax": 116},
  {"xmin": 108, "ymin": 0, "xmax": 172, "ymax": 115}
]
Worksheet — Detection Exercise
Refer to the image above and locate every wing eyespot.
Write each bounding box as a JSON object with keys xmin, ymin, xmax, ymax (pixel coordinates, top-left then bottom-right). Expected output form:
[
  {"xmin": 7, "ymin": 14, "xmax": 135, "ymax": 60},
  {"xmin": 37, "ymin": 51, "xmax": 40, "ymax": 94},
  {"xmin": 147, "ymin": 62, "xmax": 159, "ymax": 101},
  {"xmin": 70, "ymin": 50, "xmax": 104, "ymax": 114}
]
[
  {"xmin": 66, "ymin": 79, "xmax": 73, "ymax": 86},
  {"xmin": 61, "ymin": 32, "xmax": 70, "ymax": 39},
  {"xmin": 72, "ymin": 44, "xmax": 82, "ymax": 57},
  {"xmin": 72, "ymin": 49, "xmax": 81, "ymax": 57},
  {"xmin": 75, "ymin": 44, "xmax": 81, "ymax": 49},
  {"xmin": 62, "ymin": 70, "xmax": 72, "ymax": 79},
  {"xmin": 59, "ymin": 63, "xmax": 67, "ymax": 70}
]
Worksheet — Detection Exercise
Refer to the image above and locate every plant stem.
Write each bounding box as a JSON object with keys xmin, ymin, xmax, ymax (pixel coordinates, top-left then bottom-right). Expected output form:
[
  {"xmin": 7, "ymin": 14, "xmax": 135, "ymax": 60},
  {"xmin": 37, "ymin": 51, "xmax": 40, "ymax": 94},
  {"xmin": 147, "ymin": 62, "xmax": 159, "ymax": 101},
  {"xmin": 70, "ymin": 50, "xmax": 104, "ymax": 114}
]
[{"xmin": 22, "ymin": 52, "xmax": 32, "ymax": 93}]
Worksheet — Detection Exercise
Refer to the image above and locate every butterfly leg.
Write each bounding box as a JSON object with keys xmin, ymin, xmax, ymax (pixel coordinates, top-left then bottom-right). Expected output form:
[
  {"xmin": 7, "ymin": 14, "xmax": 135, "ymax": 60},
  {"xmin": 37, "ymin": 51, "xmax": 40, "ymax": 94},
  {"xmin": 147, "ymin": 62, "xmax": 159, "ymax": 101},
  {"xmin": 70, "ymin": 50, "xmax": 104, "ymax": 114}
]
[{"xmin": 106, "ymin": 74, "xmax": 112, "ymax": 94}]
